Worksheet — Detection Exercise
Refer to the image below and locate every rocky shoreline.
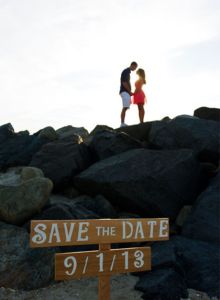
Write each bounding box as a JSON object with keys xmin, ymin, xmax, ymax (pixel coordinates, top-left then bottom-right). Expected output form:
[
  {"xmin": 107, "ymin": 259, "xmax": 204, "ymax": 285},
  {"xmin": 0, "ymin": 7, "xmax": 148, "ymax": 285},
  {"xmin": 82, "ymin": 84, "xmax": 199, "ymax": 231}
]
[{"xmin": 0, "ymin": 106, "xmax": 219, "ymax": 299}]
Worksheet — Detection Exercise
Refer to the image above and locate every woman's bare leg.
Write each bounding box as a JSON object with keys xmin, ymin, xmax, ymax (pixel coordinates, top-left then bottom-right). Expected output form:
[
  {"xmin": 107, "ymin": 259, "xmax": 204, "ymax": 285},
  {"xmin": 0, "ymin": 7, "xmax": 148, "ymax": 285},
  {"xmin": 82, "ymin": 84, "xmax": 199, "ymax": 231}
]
[{"xmin": 138, "ymin": 104, "xmax": 145, "ymax": 123}]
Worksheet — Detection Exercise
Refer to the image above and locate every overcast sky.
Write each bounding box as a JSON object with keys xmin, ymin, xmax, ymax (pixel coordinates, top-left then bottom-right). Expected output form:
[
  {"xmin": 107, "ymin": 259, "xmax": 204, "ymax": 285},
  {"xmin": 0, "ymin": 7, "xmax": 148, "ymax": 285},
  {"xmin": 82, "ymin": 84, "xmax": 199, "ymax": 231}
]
[{"xmin": 0, "ymin": 0, "xmax": 219, "ymax": 133}]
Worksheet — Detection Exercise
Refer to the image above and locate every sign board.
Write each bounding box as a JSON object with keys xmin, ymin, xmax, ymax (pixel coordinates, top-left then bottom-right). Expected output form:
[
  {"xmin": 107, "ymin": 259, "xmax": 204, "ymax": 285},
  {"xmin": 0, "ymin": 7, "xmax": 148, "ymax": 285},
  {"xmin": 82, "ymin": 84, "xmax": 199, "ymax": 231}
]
[
  {"xmin": 55, "ymin": 247, "xmax": 151, "ymax": 280},
  {"xmin": 30, "ymin": 218, "xmax": 169, "ymax": 300},
  {"xmin": 30, "ymin": 218, "xmax": 169, "ymax": 247}
]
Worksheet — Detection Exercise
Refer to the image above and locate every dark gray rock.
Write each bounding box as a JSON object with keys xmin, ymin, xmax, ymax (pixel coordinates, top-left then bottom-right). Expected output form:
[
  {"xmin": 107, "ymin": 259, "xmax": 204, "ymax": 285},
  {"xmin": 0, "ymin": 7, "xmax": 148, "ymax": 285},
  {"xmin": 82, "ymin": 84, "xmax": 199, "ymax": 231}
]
[
  {"xmin": 136, "ymin": 236, "xmax": 220, "ymax": 298},
  {"xmin": 0, "ymin": 123, "xmax": 15, "ymax": 144},
  {"xmin": 89, "ymin": 125, "xmax": 114, "ymax": 136},
  {"xmin": 116, "ymin": 121, "xmax": 154, "ymax": 142},
  {"xmin": 56, "ymin": 125, "xmax": 89, "ymax": 141},
  {"xmin": 0, "ymin": 124, "xmax": 51, "ymax": 171},
  {"xmin": 75, "ymin": 149, "xmax": 205, "ymax": 220},
  {"xmin": 135, "ymin": 267, "xmax": 188, "ymax": 300},
  {"xmin": 0, "ymin": 176, "xmax": 53, "ymax": 225},
  {"xmin": 23, "ymin": 201, "xmax": 99, "ymax": 232},
  {"xmin": 173, "ymin": 236, "xmax": 220, "ymax": 297},
  {"xmin": 194, "ymin": 106, "xmax": 220, "ymax": 122},
  {"xmin": 89, "ymin": 129, "xmax": 142, "ymax": 160},
  {"xmin": 182, "ymin": 172, "xmax": 220, "ymax": 244},
  {"xmin": 0, "ymin": 222, "xmax": 55, "ymax": 290},
  {"xmin": 30, "ymin": 140, "xmax": 94, "ymax": 190},
  {"xmin": 73, "ymin": 194, "xmax": 117, "ymax": 218},
  {"xmin": 84, "ymin": 125, "xmax": 114, "ymax": 145},
  {"xmin": 149, "ymin": 116, "xmax": 220, "ymax": 165},
  {"xmin": 151, "ymin": 241, "xmax": 181, "ymax": 272},
  {"xmin": 34, "ymin": 126, "xmax": 58, "ymax": 141}
]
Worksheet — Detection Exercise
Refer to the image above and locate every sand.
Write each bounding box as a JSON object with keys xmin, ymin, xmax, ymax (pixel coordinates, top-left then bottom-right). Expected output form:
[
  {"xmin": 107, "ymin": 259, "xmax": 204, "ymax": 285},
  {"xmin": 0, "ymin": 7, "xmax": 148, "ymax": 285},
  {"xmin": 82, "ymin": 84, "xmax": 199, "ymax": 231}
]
[{"xmin": 0, "ymin": 275, "xmax": 218, "ymax": 300}]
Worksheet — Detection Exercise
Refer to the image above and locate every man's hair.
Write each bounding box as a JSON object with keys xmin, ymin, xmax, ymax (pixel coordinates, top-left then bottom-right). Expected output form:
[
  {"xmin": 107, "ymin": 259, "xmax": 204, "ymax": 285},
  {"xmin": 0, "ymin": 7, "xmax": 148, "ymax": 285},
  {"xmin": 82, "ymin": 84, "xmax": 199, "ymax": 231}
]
[{"xmin": 130, "ymin": 61, "xmax": 138, "ymax": 67}]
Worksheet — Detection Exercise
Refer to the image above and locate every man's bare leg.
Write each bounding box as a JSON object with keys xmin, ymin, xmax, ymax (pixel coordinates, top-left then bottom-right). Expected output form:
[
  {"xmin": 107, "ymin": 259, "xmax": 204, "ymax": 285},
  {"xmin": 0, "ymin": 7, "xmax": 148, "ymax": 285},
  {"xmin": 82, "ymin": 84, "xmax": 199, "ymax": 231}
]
[{"xmin": 121, "ymin": 107, "xmax": 128, "ymax": 124}]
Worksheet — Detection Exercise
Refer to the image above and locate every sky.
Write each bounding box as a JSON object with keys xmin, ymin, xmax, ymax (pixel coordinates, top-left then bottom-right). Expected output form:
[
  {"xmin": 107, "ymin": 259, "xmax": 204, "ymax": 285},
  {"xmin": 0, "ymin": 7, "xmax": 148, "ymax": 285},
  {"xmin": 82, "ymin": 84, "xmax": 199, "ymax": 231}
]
[{"xmin": 0, "ymin": 0, "xmax": 219, "ymax": 133}]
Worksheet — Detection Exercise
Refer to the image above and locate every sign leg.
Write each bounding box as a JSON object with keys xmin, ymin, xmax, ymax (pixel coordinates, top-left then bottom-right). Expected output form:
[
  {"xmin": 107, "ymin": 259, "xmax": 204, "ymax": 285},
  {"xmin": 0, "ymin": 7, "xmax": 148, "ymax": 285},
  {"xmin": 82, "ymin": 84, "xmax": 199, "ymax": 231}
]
[{"xmin": 98, "ymin": 244, "xmax": 110, "ymax": 300}]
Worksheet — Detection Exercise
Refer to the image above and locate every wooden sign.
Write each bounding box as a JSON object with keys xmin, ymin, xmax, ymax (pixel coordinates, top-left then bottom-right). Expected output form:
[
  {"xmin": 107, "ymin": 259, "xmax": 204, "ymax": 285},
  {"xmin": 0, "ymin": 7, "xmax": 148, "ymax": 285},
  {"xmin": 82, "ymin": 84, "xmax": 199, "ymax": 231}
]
[
  {"xmin": 30, "ymin": 218, "xmax": 169, "ymax": 247},
  {"xmin": 30, "ymin": 218, "xmax": 169, "ymax": 300},
  {"xmin": 55, "ymin": 246, "xmax": 151, "ymax": 280}
]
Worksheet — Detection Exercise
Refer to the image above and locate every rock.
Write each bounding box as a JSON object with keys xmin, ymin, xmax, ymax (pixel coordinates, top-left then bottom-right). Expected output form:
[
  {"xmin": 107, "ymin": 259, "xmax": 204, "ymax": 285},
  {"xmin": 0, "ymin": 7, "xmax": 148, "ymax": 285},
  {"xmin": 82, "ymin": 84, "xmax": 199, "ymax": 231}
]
[
  {"xmin": 23, "ymin": 201, "xmax": 99, "ymax": 233},
  {"xmin": 18, "ymin": 130, "xmax": 29, "ymax": 136},
  {"xmin": 48, "ymin": 194, "xmax": 76, "ymax": 206},
  {"xmin": 0, "ymin": 167, "xmax": 21, "ymax": 186},
  {"xmin": 73, "ymin": 194, "xmax": 117, "ymax": 218},
  {"xmin": 89, "ymin": 129, "xmax": 142, "ymax": 160},
  {"xmin": 62, "ymin": 186, "xmax": 80, "ymax": 198},
  {"xmin": 89, "ymin": 125, "xmax": 114, "ymax": 136},
  {"xmin": 172, "ymin": 236, "xmax": 220, "ymax": 297},
  {"xmin": 37, "ymin": 126, "xmax": 58, "ymax": 141},
  {"xmin": 150, "ymin": 241, "xmax": 181, "ymax": 271},
  {"xmin": 84, "ymin": 125, "xmax": 114, "ymax": 145},
  {"xmin": 0, "ymin": 222, "xmax": 55, "ymax": 290},
  {"xmin": 0, "ymin": 168, "xmax": 53, "ymax": 225},
  {"xmin": 21, "ymin": 166, "xmax": 44, "ymax": 181},
  {"xmin": 138, "ymin": 236, "xmax": 220, "ymax": 298},
  {"xmin": 56, "ymin": 125, "xmax": 88, "ymax": 141},
  {"xmin": 0, "ymin": 123, "xmax": 14, "ymax": 143},
  {"xmin": 182, "ymin": 172, "xmax": 220, "ymax": 244},
  {"xmin": 75, "ymin": 149, "xmax": 205, "ymax": 220},
  {"xmin": 0, "ymin": 124, "xmax": 52, "ymax": 171},
  {"xmin": 149, "ymin": 116, "xmax": 220, "ymax": 165},
  {"xmin": 176, "ymin": 206, "xmax": 192, "ymax": 227},
  {"xmin": 194, "ymin": 106, "xmax": 220, "ymax": 122},
  {"xmin": 116, "ymin": 121, "xmax": 153, "ymax": 142},
  {"xmin": 135, "ymin": 268, "xmax": 188, "ymax": 300},
  {"xmin": 30, "ymin": 140, "xmax": 94, "ymax": 190}
]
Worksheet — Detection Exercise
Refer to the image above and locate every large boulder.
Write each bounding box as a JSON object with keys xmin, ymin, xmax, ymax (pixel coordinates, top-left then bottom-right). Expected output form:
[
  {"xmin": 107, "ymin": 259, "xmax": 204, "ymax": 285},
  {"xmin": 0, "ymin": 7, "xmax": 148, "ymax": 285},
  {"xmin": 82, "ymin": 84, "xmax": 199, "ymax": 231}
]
[
  {"xmin": 0, "ymin": 123, "xmax": 51, "ymax": 171},
  {"xmin": 73, "ymin": 194, "xmax": 117, "ymax": 218},
  {"xmin": 182, "ymin": 172, "xmax": 220, "ymax": 244},
  {"xmin": 84, "ymin": 125, "xmax": 114, "ymax": 145},
  {"xmin": 34, "ymin": 126, "xmax": 58, "ymax": 141},
  {"xmin": 173, "ymin": 236, "xmax": 220, "ymax": 297},
  {"xmin": 56, "ymin": 125, "xmax": 89, "ymax": 141},
  {"xmin": 0, "ymin": 167, "xmax": 53, "ymax": 225},
  {"xmin": 136, "ymin": 236, "xmax": 220, "ymax": 298},
  {"xmin": 0, "ymin": 123, "xmax": 14, "ymax": 143},
  {"xmin": 75, "ymin": 149, "xmax": 205, "ymax": 220},
  {"xmin": 149, "ymin": 116, "xmax": 220, "ymax": 165},
  {"xmin": 23, "ymin": 200, "xmax": 99, "ymax": 234},
  {"xmin": 135, "ymin": 268, "xmax": 188, "ymax": 300},
  {"xmin": 0, "ymin": 222, "xmax": 55, "ymax": 290},
  {"xmin": 116, "ymin": 121, "xmax": 154, "ymax": 142},
  {"xmin": 89, "ymin": 129, "xmax": 142, "ymax": 160},
  {"xmin": 194, "ymin": 106, "xmax": 220, "ymax": 122},
  {"xmin": 30, "ymin": 139, "xmax": 94, "ymax": 190}
]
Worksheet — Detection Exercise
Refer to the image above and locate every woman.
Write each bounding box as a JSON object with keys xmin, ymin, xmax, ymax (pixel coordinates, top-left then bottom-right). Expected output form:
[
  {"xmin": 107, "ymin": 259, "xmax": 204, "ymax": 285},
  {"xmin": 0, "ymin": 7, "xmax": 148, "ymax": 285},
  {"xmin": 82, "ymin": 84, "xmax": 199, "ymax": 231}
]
[{"xmin": 132, "ymin": 68, "xmax": 147, "ymax": 123}]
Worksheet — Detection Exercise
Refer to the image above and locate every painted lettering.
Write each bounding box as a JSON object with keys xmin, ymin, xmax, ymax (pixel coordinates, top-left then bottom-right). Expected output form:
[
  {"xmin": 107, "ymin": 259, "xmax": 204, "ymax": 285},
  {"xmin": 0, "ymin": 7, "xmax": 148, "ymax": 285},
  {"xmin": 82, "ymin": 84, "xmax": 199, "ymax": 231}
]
[
  {"xmin": 49, "ymin": 223, "xmax": 61, "ymax": 243},
  {"xmin": 122, "ymin": 221, "xmax": 133, "ymax": 239},
  {"xmin": 32, "ymin": 223, "xmax": 47, "ymax": 244},
  {"xmin": 134, "ymin": 221, "xmax": 144, "ymax": 239},
  {"xmin": 64, "ymin": 222, "xmax": 75, "ymax": 242},
  {"xmin": 159, "ymin": 220, "xmax": 169, "ymax": 237},
  {"xmin": 77, "ymin": 222, "xmax": 89, "ymax": 241},
  {"xmin": 147, "ymin": 220, "xmax": 157, "ymax": 238}
]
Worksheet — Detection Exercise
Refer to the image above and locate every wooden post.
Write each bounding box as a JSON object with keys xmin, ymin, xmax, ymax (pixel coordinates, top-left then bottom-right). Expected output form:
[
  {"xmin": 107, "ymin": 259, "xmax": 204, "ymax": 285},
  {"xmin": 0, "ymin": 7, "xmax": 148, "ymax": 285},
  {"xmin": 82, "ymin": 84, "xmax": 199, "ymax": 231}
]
[{"xmin": 98, "ymin": 243, "xmax": 111, "ymax": 300}]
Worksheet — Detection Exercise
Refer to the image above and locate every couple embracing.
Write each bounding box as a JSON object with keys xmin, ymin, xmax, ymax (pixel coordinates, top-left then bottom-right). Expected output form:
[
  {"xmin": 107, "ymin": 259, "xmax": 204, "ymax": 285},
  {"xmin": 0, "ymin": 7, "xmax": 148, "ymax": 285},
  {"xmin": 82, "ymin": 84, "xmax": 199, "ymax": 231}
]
[{"xmin": 120, "ymin": 61, "xmax": 146, "ymax": 127}]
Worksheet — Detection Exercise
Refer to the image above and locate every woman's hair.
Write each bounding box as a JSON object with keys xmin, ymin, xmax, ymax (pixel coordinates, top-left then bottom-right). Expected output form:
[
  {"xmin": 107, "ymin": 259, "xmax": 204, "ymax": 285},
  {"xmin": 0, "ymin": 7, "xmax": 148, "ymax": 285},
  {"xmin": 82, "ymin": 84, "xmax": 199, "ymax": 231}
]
[{"xmin": 137, "ymin": 68, "xmax": 146, "ymax": 84}]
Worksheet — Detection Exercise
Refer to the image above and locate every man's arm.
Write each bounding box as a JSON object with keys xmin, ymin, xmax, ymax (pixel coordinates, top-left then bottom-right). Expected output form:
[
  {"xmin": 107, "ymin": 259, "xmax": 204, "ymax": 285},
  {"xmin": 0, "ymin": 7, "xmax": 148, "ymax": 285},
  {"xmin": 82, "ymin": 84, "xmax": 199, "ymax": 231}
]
[{"xmin": 122, "ymin": 81, "xmax": 133, "ymax": 95}]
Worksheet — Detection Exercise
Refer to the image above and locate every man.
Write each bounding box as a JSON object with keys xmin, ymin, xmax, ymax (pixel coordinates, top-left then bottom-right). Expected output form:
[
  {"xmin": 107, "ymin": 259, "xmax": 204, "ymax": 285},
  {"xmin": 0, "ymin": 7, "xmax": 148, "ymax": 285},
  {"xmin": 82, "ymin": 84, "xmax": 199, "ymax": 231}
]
[{"xmin": 119, "ymin": 61, "xmax": 138, "ymax": 127}]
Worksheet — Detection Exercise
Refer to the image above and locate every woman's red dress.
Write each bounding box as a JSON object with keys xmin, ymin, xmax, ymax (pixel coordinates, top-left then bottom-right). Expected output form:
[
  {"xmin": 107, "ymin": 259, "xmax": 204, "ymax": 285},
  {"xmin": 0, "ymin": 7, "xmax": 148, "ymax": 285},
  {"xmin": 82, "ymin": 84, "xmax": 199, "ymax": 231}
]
[{"xmin": 132, "ymin": 80, "xmax": 146, "ymax": 104}]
